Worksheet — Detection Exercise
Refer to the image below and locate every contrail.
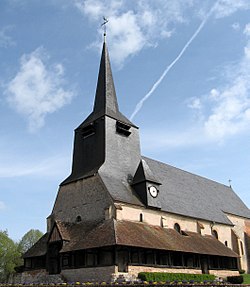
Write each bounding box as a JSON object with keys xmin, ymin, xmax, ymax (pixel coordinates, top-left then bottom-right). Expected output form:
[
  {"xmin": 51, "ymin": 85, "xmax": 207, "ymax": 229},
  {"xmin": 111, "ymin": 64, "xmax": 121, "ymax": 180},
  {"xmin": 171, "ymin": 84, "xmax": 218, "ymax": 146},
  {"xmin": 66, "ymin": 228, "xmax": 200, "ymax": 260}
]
[{"xmin": 130, "ymin": 4, "xmax": 217, "ymax": 121}]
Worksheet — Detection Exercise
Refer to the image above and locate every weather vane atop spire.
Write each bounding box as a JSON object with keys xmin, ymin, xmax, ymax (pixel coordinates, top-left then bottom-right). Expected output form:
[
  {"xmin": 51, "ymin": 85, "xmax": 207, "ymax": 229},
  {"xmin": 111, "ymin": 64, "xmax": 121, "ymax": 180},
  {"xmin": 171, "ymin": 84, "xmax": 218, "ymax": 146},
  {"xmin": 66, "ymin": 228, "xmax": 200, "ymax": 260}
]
[{"xmin": 101, "ymin": 16, "xmax": 109, "ymax": 39}]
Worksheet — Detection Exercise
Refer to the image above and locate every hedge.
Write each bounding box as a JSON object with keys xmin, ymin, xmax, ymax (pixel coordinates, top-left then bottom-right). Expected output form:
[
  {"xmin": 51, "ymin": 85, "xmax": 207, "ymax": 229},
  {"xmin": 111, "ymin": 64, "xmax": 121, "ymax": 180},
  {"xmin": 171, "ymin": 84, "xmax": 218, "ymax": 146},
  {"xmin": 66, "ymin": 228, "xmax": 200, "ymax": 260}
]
[
  {"xmin": 138, "ymin": 272, "xmax": 216, "ymax": 283},
  {"xmin": 226, "ymin": 275, "xmax": 243, "ymax": 284}
]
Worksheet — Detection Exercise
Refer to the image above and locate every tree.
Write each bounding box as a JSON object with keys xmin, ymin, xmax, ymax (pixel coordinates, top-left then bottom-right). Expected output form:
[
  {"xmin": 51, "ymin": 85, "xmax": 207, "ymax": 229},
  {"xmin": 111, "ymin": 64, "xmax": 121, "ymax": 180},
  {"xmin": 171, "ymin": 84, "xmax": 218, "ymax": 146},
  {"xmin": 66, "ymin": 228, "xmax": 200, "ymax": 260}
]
[
  {"xmin": 18, "ymin": 229, "xmax": 43, "ymax": 254},
  {"xmin": 0, "ymin": 231, "xmax": 22, "ymax": 283}
]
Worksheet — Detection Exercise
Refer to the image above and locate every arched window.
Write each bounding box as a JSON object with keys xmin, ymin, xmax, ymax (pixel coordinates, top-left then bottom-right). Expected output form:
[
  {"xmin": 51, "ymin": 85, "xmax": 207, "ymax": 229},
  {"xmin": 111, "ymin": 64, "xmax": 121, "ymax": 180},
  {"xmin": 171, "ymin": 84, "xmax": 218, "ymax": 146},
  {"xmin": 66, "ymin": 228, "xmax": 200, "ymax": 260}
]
[
  {"xmin": 76, "ymin": 215, "xmax": 82, "ymax": 223},
  {"xmin": 174, "ymin": 223, "xmax": 181, "ymax": 233},
  {"xmin": 225, "ymin": 241, "xmax": 228, "ymax": 246},
  {"xmin": 212, "ymin": 229, "xmax": 218, "ymax": 239},
  {"xmin": 139, "ymin": 213, "xmax": 143, "ymax": 222}
]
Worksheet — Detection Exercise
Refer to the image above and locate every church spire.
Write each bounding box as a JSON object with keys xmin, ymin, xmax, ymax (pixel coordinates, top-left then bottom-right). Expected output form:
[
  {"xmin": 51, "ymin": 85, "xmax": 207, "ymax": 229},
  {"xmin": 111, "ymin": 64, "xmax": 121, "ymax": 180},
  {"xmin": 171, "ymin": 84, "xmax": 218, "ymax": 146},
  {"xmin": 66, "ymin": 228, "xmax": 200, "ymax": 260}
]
[
  {"xmin": 93, "ymin": 41, "xmax": 119, "ymax": 117},
  {"xmin": 82, "ymin": 40, "xmax": 135, "ymax": 127}
]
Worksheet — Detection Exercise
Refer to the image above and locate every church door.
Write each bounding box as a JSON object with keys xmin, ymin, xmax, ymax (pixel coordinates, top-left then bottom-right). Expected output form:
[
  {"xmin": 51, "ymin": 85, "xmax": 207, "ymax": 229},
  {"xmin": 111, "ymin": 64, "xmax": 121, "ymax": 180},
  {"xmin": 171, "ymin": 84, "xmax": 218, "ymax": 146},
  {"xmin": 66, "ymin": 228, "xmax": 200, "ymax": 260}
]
[{"xmin": 48, "ymin": 242, "xmax": 62, "ymax": 274}]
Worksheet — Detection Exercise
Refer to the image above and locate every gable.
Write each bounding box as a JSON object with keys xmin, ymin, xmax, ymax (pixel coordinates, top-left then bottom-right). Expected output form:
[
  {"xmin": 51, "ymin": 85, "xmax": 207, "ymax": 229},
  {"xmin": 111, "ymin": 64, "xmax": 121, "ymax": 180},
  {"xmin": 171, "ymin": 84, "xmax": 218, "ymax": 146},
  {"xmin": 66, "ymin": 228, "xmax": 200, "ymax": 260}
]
[{"xmin": 49, "ymin": 224, "xmax": 62, "ymax": 243}]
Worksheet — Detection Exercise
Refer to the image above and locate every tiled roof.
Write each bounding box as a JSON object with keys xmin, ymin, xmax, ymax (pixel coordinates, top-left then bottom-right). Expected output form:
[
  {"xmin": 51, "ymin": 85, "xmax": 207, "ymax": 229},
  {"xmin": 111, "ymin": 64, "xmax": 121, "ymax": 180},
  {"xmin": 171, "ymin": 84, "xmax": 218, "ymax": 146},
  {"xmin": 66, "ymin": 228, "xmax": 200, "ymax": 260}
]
[
  {"xmin": 23, "ymin": 233, "xmax": 49, "ymax": 258},
  {"xmin": 60, "ymin": 219, "xmax": 238, "ymax": 258},
  {"xmin": 23, "ymin": 219, "xmax": 238, "ymax": 258}
]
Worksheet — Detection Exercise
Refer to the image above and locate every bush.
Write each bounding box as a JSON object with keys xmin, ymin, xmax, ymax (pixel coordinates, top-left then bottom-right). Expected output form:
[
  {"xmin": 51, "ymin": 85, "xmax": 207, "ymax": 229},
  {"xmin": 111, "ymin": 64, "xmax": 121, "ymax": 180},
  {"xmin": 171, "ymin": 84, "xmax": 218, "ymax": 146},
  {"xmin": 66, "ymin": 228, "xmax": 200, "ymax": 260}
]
[
  {"xmin": 227, "ymin": 275, "xmax": 244, "ymax": 284},
  {"xmin": 138, "ymin": 272, "xmax": 216, "ymax": 283}
]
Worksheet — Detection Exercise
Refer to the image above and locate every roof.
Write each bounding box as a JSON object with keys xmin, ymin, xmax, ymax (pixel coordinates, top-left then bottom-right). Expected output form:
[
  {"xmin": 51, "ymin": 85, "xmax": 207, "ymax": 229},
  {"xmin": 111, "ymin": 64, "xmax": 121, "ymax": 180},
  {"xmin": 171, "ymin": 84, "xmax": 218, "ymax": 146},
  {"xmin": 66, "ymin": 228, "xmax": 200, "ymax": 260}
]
[
  {"xmin": 100, "ymin": 156, "xmax": 250, "ymax": 225},
  {"xmin": 60, "ymin": 219, "xmax": 238, "ymax": 258},
  {"xmin": 23, "ymin": 219, "xmax": 238, "ymax": 258},
  {"xmin": 143, "ymin": 156, "xmax": 250, "ymax": 224},
  {"xmin": 133, "ymin": 159, "xmax": 161, "ymax": 185},
  {"xmin": 23, "ymin": 233, "xmax": 49, "ymax": 258},
  {"xmin": 78, "ymin": 42, "xmax": 135, "ymax": 129}
]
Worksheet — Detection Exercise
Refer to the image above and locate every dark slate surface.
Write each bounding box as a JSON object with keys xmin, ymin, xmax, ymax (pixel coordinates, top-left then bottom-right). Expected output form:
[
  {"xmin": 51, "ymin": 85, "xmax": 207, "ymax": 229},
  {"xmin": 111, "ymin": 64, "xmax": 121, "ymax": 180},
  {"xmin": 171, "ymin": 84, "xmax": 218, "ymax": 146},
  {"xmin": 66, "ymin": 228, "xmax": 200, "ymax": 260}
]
[
  {"xmin": 81, "ymin": 42, "xmax": 136, "ymax": 129},
  {"xmin": 61, "ymin": 41, "xmax": 136, "ymax": 186},
  {"xmin": 99, "ymin": 170, "xmax": 143, "ymax": 207},
  {"xmin": 99, "ymin": 155, "xmax": 250, "ymax": 224},
  {"xmin": 142, "ymin": 156, "xmax": 250, "ymax": 224},
  {"xmin": 133, "ymin": 159, "xmax": 161, "ymax": 185}
]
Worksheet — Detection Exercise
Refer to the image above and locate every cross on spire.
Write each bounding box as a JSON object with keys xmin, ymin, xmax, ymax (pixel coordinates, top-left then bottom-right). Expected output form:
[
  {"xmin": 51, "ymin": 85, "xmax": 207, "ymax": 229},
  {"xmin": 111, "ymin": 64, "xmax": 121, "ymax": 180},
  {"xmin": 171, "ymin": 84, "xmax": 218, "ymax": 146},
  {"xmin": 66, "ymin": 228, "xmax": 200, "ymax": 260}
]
[{"xmin": 101, "ymin": 16, "xmax": 108, "ymax": 39}]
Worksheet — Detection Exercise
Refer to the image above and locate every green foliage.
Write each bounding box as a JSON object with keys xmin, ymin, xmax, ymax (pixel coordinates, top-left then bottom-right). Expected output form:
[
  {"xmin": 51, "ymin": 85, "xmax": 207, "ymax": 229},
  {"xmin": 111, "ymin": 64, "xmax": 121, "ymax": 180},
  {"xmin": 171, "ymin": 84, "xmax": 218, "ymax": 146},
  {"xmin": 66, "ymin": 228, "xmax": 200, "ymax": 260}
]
[
  {"xmin": 242, "ymin": 274, "xmax": 250, "ymax": 284},
  {"xmin": 0, "ymin": 231, "xmax": 22, "ymax": 283},
  {"xmin": 138, "ymin": 272, "xmax": 216, "ymax": 283},
  {"xmin": 227, "ymin": 275, "xmax": 243, "ymax": 284},
  {"xmin": 18, "ymin": 229, "xmax": 43, "ymax": 254}
]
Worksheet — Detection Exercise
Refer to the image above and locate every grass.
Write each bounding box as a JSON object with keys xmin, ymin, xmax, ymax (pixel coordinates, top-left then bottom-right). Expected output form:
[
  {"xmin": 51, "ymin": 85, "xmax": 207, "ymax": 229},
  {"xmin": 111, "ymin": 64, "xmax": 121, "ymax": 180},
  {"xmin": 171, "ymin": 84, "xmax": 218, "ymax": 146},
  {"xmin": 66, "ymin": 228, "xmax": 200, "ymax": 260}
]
[{"xmin": 242, "ymin": 274, "xmax": 250, "ymax": 284}]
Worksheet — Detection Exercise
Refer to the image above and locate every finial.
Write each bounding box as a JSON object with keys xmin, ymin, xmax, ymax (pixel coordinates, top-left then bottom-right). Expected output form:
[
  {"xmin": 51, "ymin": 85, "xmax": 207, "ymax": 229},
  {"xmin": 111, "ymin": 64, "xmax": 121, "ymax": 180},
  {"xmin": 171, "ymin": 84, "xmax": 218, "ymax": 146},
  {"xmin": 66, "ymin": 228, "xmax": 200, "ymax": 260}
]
[
  {"xmin": 101, "ymin": 16, "xmax": 109, "ymax": 40},
  {"xmin": 228, "ymin": 179, "xmax": 232, "ymax": 188}
]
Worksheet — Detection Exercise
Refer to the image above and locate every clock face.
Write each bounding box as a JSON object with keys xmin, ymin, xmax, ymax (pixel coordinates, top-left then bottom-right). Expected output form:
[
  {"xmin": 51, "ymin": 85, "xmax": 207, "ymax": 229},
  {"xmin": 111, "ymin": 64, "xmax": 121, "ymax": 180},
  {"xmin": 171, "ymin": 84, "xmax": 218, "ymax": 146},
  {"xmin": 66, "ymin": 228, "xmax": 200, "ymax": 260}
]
[{"xmin": 148, "ymin": 185, "xmax": 158, "ymax": 198}]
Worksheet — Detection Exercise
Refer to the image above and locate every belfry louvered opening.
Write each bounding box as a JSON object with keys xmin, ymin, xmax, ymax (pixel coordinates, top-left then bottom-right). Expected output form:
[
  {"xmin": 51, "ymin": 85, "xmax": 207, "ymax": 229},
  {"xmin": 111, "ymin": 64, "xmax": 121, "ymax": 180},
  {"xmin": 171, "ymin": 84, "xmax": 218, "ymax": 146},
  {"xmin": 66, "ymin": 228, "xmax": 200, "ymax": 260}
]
[
  {"xmin": 81, "ymin": 123, "xmax": 95, "ymax": 138},
  {"xmin": 116, "ymin": 121, "xmax": 131, "ymax": 136}
]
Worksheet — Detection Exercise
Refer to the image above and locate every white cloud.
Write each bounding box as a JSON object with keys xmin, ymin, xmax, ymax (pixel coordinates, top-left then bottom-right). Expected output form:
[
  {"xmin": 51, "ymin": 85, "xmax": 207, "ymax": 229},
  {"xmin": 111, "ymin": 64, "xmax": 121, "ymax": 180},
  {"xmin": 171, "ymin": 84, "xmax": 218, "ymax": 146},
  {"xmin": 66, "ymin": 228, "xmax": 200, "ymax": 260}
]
[
  {"xmin": 74, "ymin": 0, "xmax": 194, "ymax": 66},
  {"xmin": 244, "ymin": 23, "xmax": 250, "ymax": 36},
  {"xmin": 74, "ymin": 0, "xmax": 250, "ymax": 67},
  {"xmin": 0, "ymin": 201, "xmax": 6, "ymax": 211},
  {"xmin": 0, "ymin": 26, "xmax": 15, "ymax": 48},
  {"xmin": 6, "ymin": 47, "xmax": 74, "ymax": 132},
  {"xmin": 213, "ymin": 0, "xmax": 250, "ymax": 18},
  {"xmin": 187, "ymin": 24, "xmax": 250, "ymax": 142}
]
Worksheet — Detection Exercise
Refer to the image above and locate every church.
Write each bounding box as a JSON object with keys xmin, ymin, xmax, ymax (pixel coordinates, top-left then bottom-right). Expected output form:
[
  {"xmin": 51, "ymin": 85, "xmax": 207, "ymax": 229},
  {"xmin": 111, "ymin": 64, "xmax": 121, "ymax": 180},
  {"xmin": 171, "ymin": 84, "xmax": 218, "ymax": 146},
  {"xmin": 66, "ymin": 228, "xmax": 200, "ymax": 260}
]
[{"xmin": 22, "ymin": 39, "xmax": 250, "ymax": 283}]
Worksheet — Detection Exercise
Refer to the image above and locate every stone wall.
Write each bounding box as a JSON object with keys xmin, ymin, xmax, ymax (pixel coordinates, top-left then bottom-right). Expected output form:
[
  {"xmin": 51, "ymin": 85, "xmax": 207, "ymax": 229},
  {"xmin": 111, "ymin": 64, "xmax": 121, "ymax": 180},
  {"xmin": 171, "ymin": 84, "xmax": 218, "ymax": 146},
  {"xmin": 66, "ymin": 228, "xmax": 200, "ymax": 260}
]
[
  {"xmin": 127, "ymin": 265, "xmax": 202, "ymax": 276},
  {"xmin": 10, "ymin": 269, "xmax": 65, "ymax": 284},
  {"xmin": 128, "ymin": 265, "xmax": 238, "ymax": 280},
  {"xmin": 61, "ymin": 266, "xmax": 116, "ymax": 283}
]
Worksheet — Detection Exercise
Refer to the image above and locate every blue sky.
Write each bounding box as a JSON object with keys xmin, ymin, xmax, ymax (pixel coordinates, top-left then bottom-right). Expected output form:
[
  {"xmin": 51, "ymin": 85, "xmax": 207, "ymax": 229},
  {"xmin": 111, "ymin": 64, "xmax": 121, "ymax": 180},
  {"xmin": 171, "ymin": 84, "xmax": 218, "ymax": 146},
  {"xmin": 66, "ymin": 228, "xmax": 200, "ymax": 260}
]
[{"xmin": 1, "ymin": 0, "xmax": 250, "ymax": 241}]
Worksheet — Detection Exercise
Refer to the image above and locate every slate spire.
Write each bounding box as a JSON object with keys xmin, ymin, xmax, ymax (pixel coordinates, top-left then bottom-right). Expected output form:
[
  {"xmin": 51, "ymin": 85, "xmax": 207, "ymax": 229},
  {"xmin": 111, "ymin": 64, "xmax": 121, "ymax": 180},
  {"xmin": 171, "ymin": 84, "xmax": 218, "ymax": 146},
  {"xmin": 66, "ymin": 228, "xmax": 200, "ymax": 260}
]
[
  {"xmin": 93, "ymin": 41, "xmax": 119, "ymax": 117},
  {"xmin": 83, "ymin": 41, "xmax": 134, "ymax": 127}
]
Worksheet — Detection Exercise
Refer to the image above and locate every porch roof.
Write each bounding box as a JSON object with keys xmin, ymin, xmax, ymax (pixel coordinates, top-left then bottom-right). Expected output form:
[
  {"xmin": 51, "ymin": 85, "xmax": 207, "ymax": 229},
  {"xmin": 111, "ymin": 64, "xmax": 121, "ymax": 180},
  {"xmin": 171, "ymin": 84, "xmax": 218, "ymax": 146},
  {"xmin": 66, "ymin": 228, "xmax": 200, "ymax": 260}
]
[{"xmin": 60, "ymin": 219, "xmax": 238, "ymax": 258}]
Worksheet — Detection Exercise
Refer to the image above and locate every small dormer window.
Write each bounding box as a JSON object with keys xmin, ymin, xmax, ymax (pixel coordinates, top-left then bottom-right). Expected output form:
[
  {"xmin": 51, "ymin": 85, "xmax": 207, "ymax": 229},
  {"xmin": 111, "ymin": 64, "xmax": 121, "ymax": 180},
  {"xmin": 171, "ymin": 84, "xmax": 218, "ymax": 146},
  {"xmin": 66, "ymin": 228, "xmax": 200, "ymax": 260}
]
[
  {"xmin": 82, "ymin": 123, "xmax": 95, "ymax": 138},
  {"xmin": 116, "ymin": 121, "xmax": 131, "ymax": 136}
]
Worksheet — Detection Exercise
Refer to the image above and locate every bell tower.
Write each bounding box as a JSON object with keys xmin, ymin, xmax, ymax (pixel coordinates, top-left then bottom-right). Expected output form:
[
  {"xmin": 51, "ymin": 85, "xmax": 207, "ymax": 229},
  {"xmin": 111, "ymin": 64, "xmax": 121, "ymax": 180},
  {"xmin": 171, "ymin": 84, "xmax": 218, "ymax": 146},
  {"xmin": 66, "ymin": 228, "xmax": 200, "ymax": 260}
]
[{"xmin": 61, "ymin": 41, "xmax": 141, "ymax": 186}]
